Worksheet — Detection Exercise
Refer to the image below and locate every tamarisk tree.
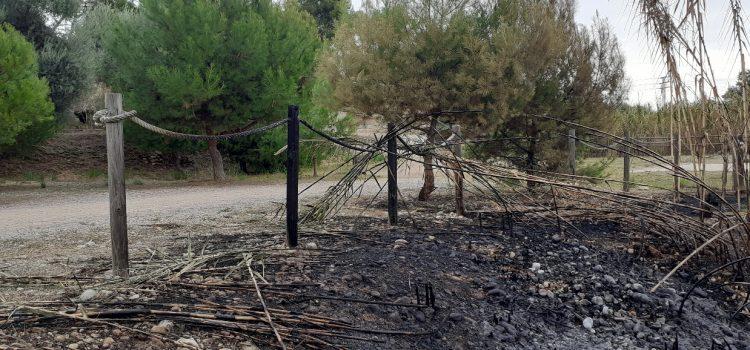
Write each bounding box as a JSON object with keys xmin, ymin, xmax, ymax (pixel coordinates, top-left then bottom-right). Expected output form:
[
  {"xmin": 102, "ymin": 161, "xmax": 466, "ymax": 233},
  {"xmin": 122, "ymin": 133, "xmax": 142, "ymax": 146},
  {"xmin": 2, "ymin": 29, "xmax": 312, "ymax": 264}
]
[{"xmin": 103, "ymin": 0, "xmax": 320, "ymax": 180}]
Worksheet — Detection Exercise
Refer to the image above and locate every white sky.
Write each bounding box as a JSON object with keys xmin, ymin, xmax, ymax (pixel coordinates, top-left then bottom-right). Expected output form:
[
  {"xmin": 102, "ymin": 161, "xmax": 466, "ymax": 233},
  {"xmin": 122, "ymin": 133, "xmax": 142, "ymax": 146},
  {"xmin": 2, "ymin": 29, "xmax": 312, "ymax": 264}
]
[{"xmin": 349, "ymin": 0, "xmax": 750, "ymax": 107}]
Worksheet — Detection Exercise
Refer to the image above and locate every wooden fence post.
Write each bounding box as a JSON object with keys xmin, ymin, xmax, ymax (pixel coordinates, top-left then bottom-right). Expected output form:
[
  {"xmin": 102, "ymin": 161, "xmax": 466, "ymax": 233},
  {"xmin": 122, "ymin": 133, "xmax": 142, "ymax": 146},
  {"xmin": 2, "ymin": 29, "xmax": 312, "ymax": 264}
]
[
  {"xmin": 568, "ymin": 129, "xmax": 576, "ymax": 175},
  {"xmin": 452, "ymin": 125, "xmax": 465, "ymax": 216},
  {"xmin": 105, "ymin": 93, "xmax": 128, "ymax": 278},
  {"xmin": 673, "ymin": 132, "xmax": 681, "ymax": 201},
  {"xmin": 312, "ymin": 153, "xmax": 318, "ymax": 177},
  {"xmin": 287, "ymin": 105, "xmax": 299, "ymax": 248},
  {"xmin": 387, "ymin": 122, "xmax": 398, "ymax": 226},
  {"xmin": 623, "ymin": 129, "xmax": 631, "ymax": 192}
]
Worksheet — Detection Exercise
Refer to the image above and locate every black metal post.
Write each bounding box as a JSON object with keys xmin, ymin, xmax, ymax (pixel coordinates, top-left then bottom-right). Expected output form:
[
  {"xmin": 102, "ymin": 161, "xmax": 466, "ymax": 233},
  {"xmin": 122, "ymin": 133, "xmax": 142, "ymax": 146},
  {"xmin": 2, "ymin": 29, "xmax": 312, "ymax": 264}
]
[
  {"xmin": 287, "ymin": 105, "xmax": 300, "ymax": 247},
  {"xmin": 387, "ymin": 122, "xmax": 398, "ymax": 225},
  {"xmin": 623, "ymin": 129, "xmax": 631, "ymax": 192}
]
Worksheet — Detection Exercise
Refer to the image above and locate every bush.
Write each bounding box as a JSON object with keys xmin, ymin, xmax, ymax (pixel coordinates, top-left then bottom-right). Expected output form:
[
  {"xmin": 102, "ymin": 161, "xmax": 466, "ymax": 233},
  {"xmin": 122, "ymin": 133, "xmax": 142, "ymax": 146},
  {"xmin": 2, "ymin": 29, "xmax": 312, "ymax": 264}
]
[
  {"xmin": 170, "ymin": 170, "xmax": 189, "ymax": 181},
  {"xmin": 85, "ymin": 168, "xmax": 106, "ymax": 179},
  {"xmin": 38, "ymin": 37, "xmax": 90, "ymax": 115},
  {"xmin": 220, "ymin": 80, "xmax": 355, "ymax": 174},
  {"xmin": 1, "ymin": 1, "xmax": 90, "ymax": 119},
  {"xmin": 0, "ymin": 24, "xmax": 55, "ymax": 155}
]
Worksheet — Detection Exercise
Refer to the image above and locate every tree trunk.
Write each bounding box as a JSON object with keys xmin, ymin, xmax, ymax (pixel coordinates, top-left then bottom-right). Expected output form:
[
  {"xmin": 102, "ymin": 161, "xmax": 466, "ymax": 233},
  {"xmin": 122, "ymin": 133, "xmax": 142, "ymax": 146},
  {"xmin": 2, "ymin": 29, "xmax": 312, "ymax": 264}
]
[
  {"xmin": 173, "ymin": 153, "xmax": 183, "ymax": 171},
  {"xmin": 418, "ymin": 117, "xmax": 438, "ymax": 201},
  {"xmin": 207, "ymin": 139, "xmax": 226, "ymax": 181}
]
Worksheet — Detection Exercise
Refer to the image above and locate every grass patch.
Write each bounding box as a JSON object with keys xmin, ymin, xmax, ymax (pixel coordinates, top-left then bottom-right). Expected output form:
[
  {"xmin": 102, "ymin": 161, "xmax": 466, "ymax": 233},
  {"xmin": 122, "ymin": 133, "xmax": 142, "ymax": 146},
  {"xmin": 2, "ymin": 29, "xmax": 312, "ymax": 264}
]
[
  {"xmin": 170, "ymin": 170, "xmax": 189, "ymax": 181},
  {"xmin": 84, "ymin": 168, "xmax": 106, "ymax": 179},
  {"xmin": 577, "ymin": 157, "xmax": 614, "ymax": 181},
  {"xmin": 581, "ymin": 155, "xmax": 732, "ymax": 190},
  {"xmin": 22, "ymin": 171, "xmax": 43, "ymax": 182},
  {"xmin": 128, "ymin": 178, "xmax": 145, "ymax": 186},
  {"xmin": 372, "ymin": 153, "xmax": 386, "ymax": 164},
  {"xmin": 22, "ymin": 172, "xmax": 46, "ymax": 188}
]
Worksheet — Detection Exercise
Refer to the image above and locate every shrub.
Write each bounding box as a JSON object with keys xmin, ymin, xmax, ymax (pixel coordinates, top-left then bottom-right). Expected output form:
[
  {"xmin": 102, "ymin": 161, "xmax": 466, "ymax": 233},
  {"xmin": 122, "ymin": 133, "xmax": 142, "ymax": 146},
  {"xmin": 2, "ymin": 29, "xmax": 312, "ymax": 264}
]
[{"xmin": 0, "ymin": 24, "xmax": 55, "ymax": 155}]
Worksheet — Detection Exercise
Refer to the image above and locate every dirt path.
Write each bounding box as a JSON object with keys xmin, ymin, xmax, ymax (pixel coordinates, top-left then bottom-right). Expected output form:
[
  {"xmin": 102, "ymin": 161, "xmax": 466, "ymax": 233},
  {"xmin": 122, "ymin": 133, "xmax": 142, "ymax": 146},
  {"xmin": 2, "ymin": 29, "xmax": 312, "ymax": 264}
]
[
  {"xmin": 0, "ymin": 166, "xmax": 439, "ymax": 241},
  {"xmin": 0, "ymin": 182, "xmax": 318, "ymax": 240}
]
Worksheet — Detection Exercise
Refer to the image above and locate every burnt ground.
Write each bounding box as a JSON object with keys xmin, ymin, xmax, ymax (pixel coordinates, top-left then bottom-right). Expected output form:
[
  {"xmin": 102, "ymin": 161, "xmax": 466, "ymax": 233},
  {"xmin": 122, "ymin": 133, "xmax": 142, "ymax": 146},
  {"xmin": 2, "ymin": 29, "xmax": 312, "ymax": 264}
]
[
  {"xmin": 299, "ymin": 201, "xmax": 750, "ymax": 350},
  {"xmin": 2, "ymin": 194, "xmax": 750, "ymax": 349}
]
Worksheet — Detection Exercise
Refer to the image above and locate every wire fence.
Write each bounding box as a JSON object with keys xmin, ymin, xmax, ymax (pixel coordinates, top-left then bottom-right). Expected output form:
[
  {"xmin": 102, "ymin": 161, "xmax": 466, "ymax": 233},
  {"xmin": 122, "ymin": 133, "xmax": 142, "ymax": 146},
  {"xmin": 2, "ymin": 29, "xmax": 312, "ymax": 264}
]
[
  {"xmin": 94, "ymin": 95, "xmax": 750, "ymax": 290},
  {"xmin": 581, "ymin": 134, "xmax": 731, "ymax": 159}
]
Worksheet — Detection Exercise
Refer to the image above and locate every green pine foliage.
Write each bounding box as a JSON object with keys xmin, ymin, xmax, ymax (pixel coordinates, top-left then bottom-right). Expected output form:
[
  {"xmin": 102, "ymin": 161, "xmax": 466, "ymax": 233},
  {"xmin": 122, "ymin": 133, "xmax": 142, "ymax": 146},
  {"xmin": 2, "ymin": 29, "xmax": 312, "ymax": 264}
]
[
  {"xmin": 0, "ymin": 24, "xmax": 55, "ymax": 154},
  {"xmin": 103, "ymin": 0, "xmax": 336, "ymax": 178},
  {"xmin": 298, "ymin": 0, "xmax": 349, "ymax": 40},
  {"xmin": 474, "ymin": 2, "xmax": 628, "ymax": 172},
  {"xmin": 1, "ymin": 0, "xmax": 90, "ymax": 116},
  {"xmin": 221, "ymin": 79, "xmax": 355, "ymax": 174},
  {"xmin": 318, "ymin": 4, "xmax": 488, "ymax": 122}
]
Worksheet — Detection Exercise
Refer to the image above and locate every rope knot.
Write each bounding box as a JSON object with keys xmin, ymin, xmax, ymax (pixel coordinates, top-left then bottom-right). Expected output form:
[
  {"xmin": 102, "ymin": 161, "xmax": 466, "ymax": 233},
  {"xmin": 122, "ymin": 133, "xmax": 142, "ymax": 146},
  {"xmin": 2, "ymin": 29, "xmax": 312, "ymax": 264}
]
[{"xmin": 93, "ymin": 109, "xmax": 138, "ymax": 126}]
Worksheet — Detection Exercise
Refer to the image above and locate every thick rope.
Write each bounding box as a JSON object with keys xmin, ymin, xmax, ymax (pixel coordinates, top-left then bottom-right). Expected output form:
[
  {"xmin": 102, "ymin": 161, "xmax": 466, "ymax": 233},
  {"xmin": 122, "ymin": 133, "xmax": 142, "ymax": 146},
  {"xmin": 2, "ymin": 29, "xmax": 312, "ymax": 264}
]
[
  {"xmin": 92, "ymin": 109, "xmax": 288, "ymax": 141},
  {"xmin": 130, "ymin": 116, "xmax": 287, "ymax": 141}
]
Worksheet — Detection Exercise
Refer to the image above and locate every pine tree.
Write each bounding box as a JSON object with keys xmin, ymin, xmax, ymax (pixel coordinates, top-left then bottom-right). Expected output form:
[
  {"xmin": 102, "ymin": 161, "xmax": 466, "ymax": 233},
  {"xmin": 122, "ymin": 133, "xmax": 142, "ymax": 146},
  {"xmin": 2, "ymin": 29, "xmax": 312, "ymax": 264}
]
[
  {"xmin": 317, "ymin": 2, "xmax": 492, "ymax": 200},
  {"xmin": 319, "ymin": 0, "xmax": 628, "ymax": 188},
  {"xmin": 104, "ymin": 0, "xmax": 320, "ymax": 180},
  {"xmin": 298, "ymin": 0, "xmax": 348, "ymax": 40},
  {"xmin": 0, "ymin": 24, "xmax": 55, "ymax": 153}
]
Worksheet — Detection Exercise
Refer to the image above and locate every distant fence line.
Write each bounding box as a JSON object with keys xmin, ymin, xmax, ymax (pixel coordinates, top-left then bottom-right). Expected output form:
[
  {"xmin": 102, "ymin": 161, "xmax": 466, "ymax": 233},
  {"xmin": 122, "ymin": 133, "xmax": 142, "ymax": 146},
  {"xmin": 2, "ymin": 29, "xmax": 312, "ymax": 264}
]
[{"xmin": 582, "ymin": 134, "xmax": 734, "ymax": 158}]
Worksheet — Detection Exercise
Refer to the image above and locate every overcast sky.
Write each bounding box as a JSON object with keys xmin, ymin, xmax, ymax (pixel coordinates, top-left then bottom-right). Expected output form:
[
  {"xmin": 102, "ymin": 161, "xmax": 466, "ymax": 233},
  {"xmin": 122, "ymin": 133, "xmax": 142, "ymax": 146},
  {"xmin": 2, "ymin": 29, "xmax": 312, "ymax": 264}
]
[{"xmin": 349, "ymin": 0, "xmax": 750, "ymax": 107}]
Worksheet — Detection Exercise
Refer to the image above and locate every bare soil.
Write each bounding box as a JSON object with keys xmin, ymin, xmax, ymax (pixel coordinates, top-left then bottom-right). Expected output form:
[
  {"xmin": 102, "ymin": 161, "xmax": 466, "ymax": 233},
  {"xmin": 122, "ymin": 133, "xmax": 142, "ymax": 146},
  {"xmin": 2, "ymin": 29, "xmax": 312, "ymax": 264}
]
[{"xmin": 0, "ymin": 129, "xmax": 180, "ymax": 180}]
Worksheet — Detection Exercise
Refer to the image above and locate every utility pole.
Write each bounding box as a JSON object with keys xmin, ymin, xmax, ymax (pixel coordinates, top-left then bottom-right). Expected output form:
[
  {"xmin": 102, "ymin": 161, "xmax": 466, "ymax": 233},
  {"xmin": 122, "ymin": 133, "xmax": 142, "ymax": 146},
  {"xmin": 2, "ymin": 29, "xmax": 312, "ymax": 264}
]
[{"xmin": 659, "ymin": 76, "xmax": 669, "ymax": 108}]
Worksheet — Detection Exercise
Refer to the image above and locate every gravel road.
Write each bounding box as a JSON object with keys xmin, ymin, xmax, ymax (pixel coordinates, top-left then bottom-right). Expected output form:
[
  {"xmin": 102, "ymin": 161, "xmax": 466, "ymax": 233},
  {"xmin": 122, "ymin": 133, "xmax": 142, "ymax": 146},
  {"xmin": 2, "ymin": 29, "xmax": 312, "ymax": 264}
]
[
  {"xmin": 0, "ymin": 170, "xmax": 439, "ymax": 241},
  {"xmin": 2, "ymin": 159, "xmax": 729, "ymax": 242}
]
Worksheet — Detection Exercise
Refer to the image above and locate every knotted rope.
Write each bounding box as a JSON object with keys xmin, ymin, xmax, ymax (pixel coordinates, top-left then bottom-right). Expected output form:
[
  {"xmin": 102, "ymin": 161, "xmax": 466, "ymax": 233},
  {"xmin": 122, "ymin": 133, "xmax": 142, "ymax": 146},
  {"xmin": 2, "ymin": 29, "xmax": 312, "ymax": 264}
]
[{"xmin": 93, "ymin": 109, "xmax": 138, "ymax": 125}]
